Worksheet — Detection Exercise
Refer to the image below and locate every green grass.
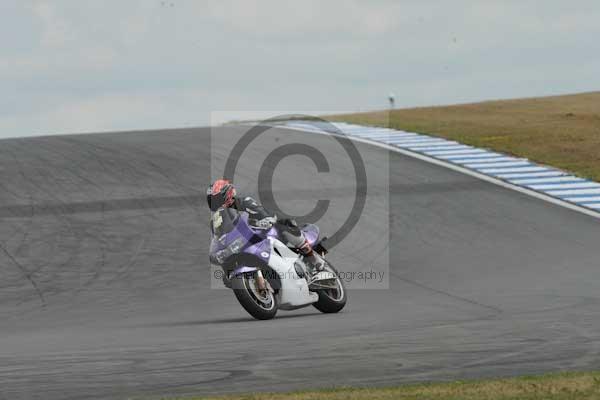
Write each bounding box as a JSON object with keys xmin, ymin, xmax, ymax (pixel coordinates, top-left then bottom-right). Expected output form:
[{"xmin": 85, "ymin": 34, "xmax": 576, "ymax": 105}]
[
  {"xmin": 165, "ymin": 371, "xmax": 600, "ymax": 400},
  {"xmin": 330, "ymin": 91, "xmax": 600, "ymax": 181}
]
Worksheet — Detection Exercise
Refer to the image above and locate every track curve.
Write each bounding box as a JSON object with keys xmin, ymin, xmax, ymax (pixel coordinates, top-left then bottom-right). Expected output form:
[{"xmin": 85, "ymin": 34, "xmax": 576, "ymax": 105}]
[{"xmin": 1, "ymin": 127, "xmax": 600, "ymax": 399}]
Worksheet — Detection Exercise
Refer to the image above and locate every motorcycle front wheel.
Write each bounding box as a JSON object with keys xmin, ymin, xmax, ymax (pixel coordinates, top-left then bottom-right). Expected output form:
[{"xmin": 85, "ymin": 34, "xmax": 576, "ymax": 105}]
[{"xmin": 232, "ymin": 271, "xmax": 279, "ymax": 320}]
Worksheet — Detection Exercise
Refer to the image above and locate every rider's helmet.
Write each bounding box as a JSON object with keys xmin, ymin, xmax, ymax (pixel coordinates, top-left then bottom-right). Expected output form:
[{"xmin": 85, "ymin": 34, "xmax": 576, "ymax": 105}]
[{"xmin": 206, "ymin": 179, "xmax": 236, "ymax": 211}]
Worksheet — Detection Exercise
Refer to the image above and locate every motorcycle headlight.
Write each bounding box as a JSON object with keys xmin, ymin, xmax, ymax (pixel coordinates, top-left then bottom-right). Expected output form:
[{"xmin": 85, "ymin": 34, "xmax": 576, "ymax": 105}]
[{"xmin": 228, "ymin": 237, "xmax": 245, "ymax": 253}]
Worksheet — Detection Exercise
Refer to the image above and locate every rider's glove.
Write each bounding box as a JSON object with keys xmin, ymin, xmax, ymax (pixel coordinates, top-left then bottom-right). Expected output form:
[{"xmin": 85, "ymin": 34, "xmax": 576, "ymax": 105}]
[{"xmin": 254, "ymin": 216, "xmax": 277, "ymax": 229}]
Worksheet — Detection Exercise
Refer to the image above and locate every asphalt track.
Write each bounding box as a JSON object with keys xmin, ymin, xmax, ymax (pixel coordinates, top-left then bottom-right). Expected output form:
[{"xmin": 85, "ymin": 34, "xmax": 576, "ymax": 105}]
[{"xmin": 1, "ymin": 126, "xmax": 600, "ymax": 400}]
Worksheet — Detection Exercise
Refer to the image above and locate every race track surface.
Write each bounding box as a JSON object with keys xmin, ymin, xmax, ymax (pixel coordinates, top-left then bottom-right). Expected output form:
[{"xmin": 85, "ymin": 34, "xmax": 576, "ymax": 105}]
[{"xmin": 1, "ymin": 126, "xmax": 600, "ymax": 399}]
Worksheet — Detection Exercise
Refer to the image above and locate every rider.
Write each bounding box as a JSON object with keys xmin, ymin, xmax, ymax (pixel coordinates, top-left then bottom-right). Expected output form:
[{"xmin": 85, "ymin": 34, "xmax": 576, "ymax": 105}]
[{"xmin": 206, "ymin": 179, "xmax": 324, "ymax": 271}]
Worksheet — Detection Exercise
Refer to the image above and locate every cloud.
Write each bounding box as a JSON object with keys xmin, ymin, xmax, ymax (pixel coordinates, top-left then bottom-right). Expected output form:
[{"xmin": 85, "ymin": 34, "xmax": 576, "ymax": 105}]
[
  {"xmin": 31, "ymin": 2, "xmax": 73, "ymax": 47},
  {"xmin": 1, "ymin": 0, "xmax": 600, "ymax": 138}
]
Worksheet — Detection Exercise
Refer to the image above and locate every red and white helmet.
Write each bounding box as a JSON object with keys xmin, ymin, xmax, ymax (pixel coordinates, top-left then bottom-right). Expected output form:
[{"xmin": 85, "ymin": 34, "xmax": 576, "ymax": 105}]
[{"xmin": 206, "ymin": 179, "xmax": 236, "ymax": 211}]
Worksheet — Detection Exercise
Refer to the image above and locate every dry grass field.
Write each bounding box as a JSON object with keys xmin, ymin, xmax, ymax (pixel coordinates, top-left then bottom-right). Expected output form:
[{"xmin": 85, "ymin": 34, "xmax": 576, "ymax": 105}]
[
  {"xmin": 175, "ymin": 371, "xmax": 600, "ymax": 400},
  {"xmin": 332, "ymin": 92, "xmax": 600, "ymax": 181}
]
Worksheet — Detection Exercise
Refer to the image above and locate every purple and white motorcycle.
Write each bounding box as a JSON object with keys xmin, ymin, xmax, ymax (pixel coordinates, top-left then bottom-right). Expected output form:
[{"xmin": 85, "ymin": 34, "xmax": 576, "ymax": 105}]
[{"xmin": 209, "ymin": 207, "xmax": 347, "ymax": 320}]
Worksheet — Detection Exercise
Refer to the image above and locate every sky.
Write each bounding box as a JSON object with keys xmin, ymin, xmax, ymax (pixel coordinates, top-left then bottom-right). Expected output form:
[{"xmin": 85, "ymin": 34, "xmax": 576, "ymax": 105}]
[{"xmin": 1, "ymin": 0, "xmax": 600, "ymax": 138}]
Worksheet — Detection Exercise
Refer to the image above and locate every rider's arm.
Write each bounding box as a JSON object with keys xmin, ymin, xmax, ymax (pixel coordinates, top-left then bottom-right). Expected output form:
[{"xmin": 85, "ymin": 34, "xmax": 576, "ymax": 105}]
[{"xmin": 235, "ymin": 196, "xmax": 277, "ymax": 228}]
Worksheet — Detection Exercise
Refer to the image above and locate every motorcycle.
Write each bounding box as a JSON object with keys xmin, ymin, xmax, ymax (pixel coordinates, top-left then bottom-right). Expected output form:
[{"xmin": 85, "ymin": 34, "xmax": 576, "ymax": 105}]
[{"xmin": 209, "ymin": 207, "xmax": 347, "ymax": 320}]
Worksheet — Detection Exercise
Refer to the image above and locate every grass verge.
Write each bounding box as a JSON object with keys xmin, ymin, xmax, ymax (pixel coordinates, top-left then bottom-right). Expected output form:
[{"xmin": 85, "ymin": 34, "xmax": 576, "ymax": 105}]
[
  {"xmin": 331, "ymin": 91, "xmax": 600, "ymax": 181},
  {"xmin": 168, "ymin": 371, "xmax": 600, "ymax": 400}
]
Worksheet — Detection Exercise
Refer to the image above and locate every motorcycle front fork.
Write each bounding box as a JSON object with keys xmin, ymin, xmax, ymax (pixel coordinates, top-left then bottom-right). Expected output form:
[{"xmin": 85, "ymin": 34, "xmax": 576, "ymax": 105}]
[{"xmin": 255, "ymin": 270, "xmax": 267, "ymax": 293}]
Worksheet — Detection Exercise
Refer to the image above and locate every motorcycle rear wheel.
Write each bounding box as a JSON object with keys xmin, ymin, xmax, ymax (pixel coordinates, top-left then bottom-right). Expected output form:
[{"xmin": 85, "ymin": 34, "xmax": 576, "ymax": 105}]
[{"xmin": 312, "ymin": 262, "xmax": 347, "ymax": 313}]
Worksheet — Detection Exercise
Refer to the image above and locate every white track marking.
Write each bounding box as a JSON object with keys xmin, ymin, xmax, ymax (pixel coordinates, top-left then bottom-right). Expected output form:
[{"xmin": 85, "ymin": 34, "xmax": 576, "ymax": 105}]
[
  {"xmin": 402, "ymin": 140, "xmax": 464, "ymax": 148},
  {"xmin": 510, "ymin": 176, "xmax": 585, "ymax": 184},
  {"xmin": 425, "ymin": 149, "xmax": 485, "ymax": 156},
  {"xmin": 495, "ymin": 171, "xmax": 566, "ymax": 179},
  {"xmin": 546, "ymin": 188, "xmax": 600, "ymax": 196},
  {"xmin": 453, "ymin": 157, "xmax": 519, "ymax": 164},
  {"xmin": 480, "ymin": 166, "xmax": 549, "ymax": 174},
  {"xmin": 402, "ymin": 143, "xmax": 468, "ymax": 152},
  {"xmin": 360, "ymin": 134, "xmax": 419, "ymax": 140},
  {"xmin": 441, "ymin": 153, "xmax": 504, "ymax": 160},
  {"xmin": 358, "ymin": 132, "xmax": 417, "ymax": 138},
  {"xmin": 466, "ymin": 161, "xmax": 531, "ymax": 169},
  {"xmin": 528, "ymin": 182, "xmax": 600, "ymax": 190},
  {"xmin": 563, "ymin": 196, "xmax": 600, "ymax": 202},
  {"xmin": 406, "ymin": 142, "xmax": 461, "ymax": 148},
  {"xmin": 385, "ymin": 137, "xmax": 441, "ymax": 144}
]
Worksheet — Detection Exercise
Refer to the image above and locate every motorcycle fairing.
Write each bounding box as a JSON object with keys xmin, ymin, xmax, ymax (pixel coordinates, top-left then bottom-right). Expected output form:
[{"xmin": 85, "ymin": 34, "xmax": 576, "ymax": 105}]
[{"xmin": 209, "ymin": 209, "xmax": 318, "ymax": 309}]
